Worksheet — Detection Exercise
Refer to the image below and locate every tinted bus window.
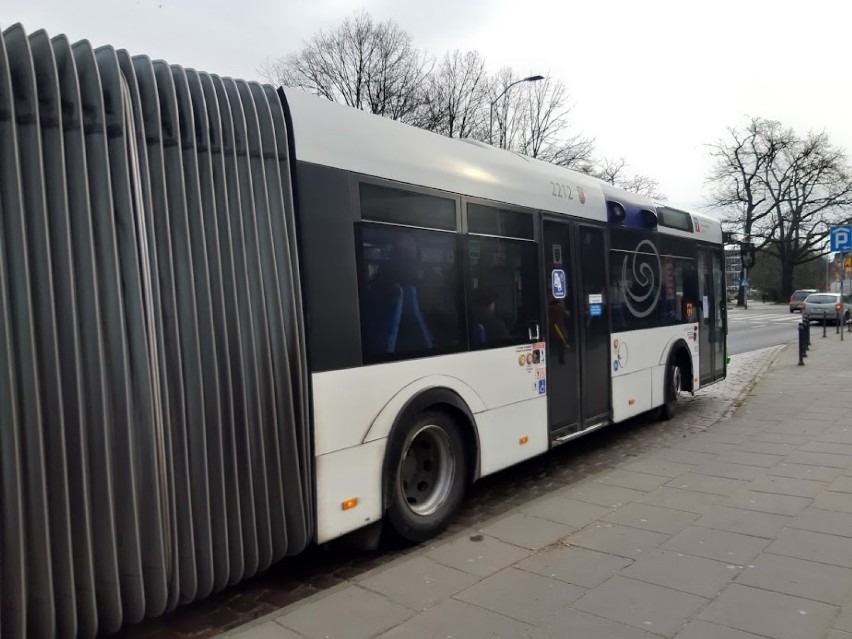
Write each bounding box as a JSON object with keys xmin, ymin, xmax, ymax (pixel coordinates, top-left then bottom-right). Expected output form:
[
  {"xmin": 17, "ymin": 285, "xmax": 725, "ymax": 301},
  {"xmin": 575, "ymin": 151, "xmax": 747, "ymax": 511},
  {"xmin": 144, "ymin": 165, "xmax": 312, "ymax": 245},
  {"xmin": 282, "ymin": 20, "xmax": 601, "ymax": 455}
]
[
  {"xmin": 467, "ymin": 236, "xmax": 540, "ymax": 348},
  {"xmin": 358, "ymin": 223, "xmax": 464, "ymax": 362},
  {"xmin": 360, "ymin": 182, "xmax": 456, "ymax": 230}
]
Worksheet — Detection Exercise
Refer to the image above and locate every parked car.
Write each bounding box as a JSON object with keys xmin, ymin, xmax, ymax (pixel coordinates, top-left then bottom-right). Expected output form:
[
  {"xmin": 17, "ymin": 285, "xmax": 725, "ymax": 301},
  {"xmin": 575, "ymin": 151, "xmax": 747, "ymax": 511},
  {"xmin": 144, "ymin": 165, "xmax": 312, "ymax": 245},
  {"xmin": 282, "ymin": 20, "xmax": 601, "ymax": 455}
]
[
  {"xmin": 789, "ymin": 289, "xmax": 818, "ymax": 312},
  {"xmin": 802, "ymin": 292, "xmax": 852, "ymax": 324}
]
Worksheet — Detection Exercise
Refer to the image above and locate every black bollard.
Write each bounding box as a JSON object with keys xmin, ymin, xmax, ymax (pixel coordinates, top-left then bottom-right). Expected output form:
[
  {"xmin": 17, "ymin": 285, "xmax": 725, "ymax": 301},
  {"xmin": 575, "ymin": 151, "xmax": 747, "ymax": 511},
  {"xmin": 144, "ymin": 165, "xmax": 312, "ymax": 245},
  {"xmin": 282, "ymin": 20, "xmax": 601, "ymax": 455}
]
[
  {"xmin": 798, "ymin": 323, "xmax": 805, "ymax": 366},
  {"xmin": 837, "ymin": 310, "xmax": 841, "ymax": 335},
  {"xmin": 805, "ymin": 319, "xmax": 811, "ymax": 350},
  {"xmin": 823, "ymin": 311, "xmax": 828, "ymax": 338}
]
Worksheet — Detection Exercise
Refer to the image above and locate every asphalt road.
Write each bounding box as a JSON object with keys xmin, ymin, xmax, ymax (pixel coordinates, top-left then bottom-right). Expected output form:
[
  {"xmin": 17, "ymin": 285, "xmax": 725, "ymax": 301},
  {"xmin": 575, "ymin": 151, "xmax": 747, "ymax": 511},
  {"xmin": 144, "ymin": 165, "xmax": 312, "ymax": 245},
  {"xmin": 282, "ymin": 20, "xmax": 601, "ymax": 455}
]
[{"xmin": 726, "ymin": 302, "xmax": 801, "ymax": 355}]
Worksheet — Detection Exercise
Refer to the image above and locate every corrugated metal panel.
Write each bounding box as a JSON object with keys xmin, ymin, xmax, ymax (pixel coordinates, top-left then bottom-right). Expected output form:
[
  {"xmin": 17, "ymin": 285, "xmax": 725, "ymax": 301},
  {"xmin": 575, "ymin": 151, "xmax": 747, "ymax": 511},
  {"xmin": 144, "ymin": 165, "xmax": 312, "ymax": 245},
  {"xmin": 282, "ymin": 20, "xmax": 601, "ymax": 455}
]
[{"xmin": 0, "ymin": 23, "xmax": 312, "ymax": 638}]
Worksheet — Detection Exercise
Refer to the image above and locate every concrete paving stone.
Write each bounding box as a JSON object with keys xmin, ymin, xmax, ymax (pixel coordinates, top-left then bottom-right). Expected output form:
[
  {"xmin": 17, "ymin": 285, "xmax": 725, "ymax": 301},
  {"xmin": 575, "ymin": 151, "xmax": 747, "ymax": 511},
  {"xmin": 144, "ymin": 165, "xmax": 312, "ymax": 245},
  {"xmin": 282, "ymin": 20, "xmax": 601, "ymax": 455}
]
[
  {"xmin": 425, "ymin": 531, "xmax": 532, "ymax": 578},
  {"xmin": 819, "ymin": 426, "xmax": 852, "ymax": 445},
  {"xmin": 826, "ymin": 631, "xmax": 852, "ymax": 639},
  {"xmin": 564, "ymin": 523, "xmax": 669, "ymax": 560},
  {"xmin": 790, "ymin": 507, "xmax": 852, "ymax": 538},
  {"xmin": 454, "ymin": 566, "xmax": 585, "ymax": 624},
  {"xmin": 516, "ymin": 545, "xmax": 632, "ymax": 589},
  {"xmin": 828, "ymin": 476, "xmax": 852, "ymax": 493},
  {"xmin": 573, "ymin": 575, "xmax": 707, "ymax": 638},
  {"xmin": 752, "ymin": 433, "xmax": 810, "ymax": 446},
  {"xmin": 693, "ymin": 505, "xmax": 792, "ymax": 539},
  {"xmin": 526, "ymin": 608, "xmax": 662, "ymax": 639},
  {"xmin": 707, "ymin": 421, "xmax": 765, "ymax": 435},
  {"xmin": 674, "ymin": 620, "xmax": 766, "ymax": 639},
  {"xmin": 646, "ymin": 448, "xmax": 718, "ymax": 466},
  {"xmin": 692, "ymin": 432, "xmax": 748, "ymax": 445},
  {"xmin": 662, "ymin": 526, "xmax": 770, "ymax": 565},
  {"xmin": 747, "ymin": 475, "xmax": 827, "ymax": 498},
  {"xmin": 812, "ymin": 491, "xmax": 852, "ymax": 514},
  {"xmin": 786, "ymin": 450, "xmax": 851, "ymax": 469},
  {"xmin": 665, "ymin": 473, "xmax": 751, "ymax": 497},
  {"xmin": 735, "ymin": 552, "xmax": 852, "ymax": 605},
  {"xmin": 801, "ymin": 441, "xmax": 852, "ymax": 456},
  {"xmin": 358, "ymin": 556, "xmax": 479, "ymax": 611},
  {"xmin": 690, "ymin": 462, "xmax": 765, "ymax": 482},
  {"xmin": 375, "ymin": 598, "xmax": 531, "ymax": 639},
  {"xmin": 561, "ymin": 482, "xmax": 646, "ymax": 508},
  {"xmin": 521, "ymin": 497, "xmax": 612, "ymax": 529},
  {"xmin": 737, "ymin": 440, "xmax": 797, "ymax": 456},
  {"xmin": 768, "ymin": 528, "xmax": 852, "ymax": 568},
  {"xmin": 714, "ymin": 450, "xmax": 784, "ymax": 468},
  {"xmin": 697, "ymin": 583, "xmax": 838, "ymax": 639},
  {"xmin": 622, "ymin": 459, "xmax": 697, "ymax": 478},
  {"xmin": 723, "ymin": 489, "xmax": 812, "ymax": 516},
  {"xmin": 476, "ymin": 513, "xmax": 575, "ymax": 551},
  {"xmin": 768, "ymin": 462, "xmax": 844, "ymax": 482},
  {"xmin": 276, "ymin": 585, "xmax": 413, "ymax": 639},
  {"xmin": 594, "ymin": 469, "xmax": 672, "ymax": 492},
  {"xmin": 639, "ymin": 486, "xmax": 724, "ymax": 514},
  {"xmin": 227, "ymin": 621, "xmax": 303, "ymax": 639},
  {"xmin": 834, "ymin": 604, "xmax": 852, "ymax": 632},
  {"xmin": 620, "ymin": 548, "xmax": 739, "ymax": 598},
  {"xmin": 669, "ymin": 439, "xmax": 737, "ymax": 456},
  {"xmin": 766, "ymin": 421, "xmax": 830, "ymax": 437},
  {"xmin": 602, "ymin": 502, "xmax": 698, "ymax": 535}
]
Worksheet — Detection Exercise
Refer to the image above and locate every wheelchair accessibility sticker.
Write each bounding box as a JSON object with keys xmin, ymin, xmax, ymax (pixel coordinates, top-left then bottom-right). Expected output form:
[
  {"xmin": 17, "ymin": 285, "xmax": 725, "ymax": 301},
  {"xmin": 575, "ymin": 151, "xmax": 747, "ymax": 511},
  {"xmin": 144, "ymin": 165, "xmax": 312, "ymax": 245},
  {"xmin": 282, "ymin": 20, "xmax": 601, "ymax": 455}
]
[
  {"xmin": 551, "ymin": 269, "xmax": 566, "ymax": 299},
  {"xmin": 537, "ymin": 379, "xmax": 546, "ymax": 394}
]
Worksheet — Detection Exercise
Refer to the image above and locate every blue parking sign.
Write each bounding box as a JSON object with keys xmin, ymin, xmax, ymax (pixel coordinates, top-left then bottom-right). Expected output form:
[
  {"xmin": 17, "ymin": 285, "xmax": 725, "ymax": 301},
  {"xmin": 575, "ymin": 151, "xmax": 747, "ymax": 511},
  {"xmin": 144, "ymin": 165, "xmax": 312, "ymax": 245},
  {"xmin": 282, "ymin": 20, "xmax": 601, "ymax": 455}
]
[
  {"xmin": 552, "ymin": 269, "xmax": 566, "ymax": 299},
  {"xmin": 830, "ymin": 225, "xmax": 852, "ymax": 252}
]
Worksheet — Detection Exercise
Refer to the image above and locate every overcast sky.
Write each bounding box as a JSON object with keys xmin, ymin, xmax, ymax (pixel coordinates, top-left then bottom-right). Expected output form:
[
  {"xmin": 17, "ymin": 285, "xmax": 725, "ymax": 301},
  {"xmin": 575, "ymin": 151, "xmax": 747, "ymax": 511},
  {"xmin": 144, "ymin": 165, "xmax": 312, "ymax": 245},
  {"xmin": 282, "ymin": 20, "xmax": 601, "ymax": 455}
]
[{"xmin": 4, "ymin": 0, "xmax": 851, "ymax": 214}]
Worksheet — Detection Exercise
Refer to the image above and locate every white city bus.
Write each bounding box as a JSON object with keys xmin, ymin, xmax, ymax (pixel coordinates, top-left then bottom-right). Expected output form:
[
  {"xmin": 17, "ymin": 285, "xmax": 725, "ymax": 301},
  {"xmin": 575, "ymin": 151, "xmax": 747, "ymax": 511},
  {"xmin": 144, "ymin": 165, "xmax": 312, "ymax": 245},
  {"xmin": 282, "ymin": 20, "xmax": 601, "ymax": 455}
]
[{"xmin": 0, "ymin": 23, "xmax": 726, "ymax": 636}]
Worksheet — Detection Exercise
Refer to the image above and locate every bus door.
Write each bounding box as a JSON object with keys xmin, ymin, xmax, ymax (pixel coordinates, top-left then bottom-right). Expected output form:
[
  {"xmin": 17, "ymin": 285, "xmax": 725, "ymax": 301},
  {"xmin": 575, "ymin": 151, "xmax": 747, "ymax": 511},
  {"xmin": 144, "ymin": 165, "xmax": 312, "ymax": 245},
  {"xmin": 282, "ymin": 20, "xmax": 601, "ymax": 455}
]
[
  {"xmin": 542, "ymin": 219, "xmax": 611, "ymax": 442},
  {"xmin": 698, "ymin": 247, "xmax": 727, "ymax": 384}
]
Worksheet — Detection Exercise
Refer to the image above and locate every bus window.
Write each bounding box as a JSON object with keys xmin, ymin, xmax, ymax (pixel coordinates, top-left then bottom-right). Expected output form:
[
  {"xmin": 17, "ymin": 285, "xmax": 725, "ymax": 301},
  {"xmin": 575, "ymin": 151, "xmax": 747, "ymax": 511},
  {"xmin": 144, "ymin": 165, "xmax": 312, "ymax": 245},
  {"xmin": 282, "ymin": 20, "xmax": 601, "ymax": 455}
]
[
  {"xmin": 467, "ymin": 236, "xmax": 540, "ymax": 348},
  {"xmin": 358, "ymin": 223, "xmax": 463, "ymax": 362}
]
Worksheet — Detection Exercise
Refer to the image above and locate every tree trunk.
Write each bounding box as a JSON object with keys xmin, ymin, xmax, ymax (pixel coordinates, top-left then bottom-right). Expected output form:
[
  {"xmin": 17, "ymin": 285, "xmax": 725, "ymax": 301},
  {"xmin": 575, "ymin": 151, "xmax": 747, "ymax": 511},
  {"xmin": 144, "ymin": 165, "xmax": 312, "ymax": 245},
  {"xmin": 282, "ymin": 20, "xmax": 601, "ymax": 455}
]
[{"xmin": 780, "ymin": 261, "xmax": 795, "ymax": 300}]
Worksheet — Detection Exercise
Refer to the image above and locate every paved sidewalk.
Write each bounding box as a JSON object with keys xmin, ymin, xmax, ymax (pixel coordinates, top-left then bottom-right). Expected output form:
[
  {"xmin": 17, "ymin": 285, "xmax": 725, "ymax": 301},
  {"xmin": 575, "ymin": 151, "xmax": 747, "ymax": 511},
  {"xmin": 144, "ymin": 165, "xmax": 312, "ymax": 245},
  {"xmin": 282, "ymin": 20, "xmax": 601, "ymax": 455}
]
[{"xmin": 225, "ymin": 333, "xmax": 852, "ymax": 639}]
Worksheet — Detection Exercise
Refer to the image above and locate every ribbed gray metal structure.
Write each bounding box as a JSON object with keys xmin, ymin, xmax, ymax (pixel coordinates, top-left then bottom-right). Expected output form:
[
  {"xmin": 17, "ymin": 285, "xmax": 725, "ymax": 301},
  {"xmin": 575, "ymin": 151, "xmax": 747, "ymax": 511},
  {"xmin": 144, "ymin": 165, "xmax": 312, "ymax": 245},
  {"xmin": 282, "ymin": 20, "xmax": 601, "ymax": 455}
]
[{"xmin": 0, "ymin": 24, "xmax": 313, "ymax": 637}]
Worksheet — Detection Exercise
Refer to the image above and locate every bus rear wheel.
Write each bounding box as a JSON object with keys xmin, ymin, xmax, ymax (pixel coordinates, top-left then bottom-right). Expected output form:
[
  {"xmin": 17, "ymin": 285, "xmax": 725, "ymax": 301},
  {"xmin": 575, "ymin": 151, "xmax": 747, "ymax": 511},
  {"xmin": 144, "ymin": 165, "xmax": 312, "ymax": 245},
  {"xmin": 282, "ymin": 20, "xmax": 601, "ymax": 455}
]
[
  {"xmin": 660, "ymin": 359, "xmax": 683, "ymax": 421},
  {"xmin": 385, "ymin": 411, "xmax": 467, "ymax": 543}
]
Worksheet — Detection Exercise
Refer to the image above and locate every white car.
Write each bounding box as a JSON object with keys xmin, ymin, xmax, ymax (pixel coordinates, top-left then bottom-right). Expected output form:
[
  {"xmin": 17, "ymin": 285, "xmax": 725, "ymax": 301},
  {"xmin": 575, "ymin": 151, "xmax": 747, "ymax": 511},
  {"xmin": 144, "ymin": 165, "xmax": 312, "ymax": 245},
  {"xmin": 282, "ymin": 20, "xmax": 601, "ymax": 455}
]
[{"xmin": 802, "ymin": 292, "xmax": 852, "ymax": 324}]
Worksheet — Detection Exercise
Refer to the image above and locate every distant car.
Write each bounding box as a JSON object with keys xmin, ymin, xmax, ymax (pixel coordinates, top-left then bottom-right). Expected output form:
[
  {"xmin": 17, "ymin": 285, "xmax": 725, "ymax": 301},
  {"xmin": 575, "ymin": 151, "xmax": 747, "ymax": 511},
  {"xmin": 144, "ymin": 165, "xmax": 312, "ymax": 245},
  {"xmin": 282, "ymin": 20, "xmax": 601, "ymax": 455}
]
[
  {"xmin": 802, "ymin": 292, "xmax": 852, "ymax": 324},
  {"xmin": 789, "ymin": 289, "xmax": 818, "ymax": 312}
]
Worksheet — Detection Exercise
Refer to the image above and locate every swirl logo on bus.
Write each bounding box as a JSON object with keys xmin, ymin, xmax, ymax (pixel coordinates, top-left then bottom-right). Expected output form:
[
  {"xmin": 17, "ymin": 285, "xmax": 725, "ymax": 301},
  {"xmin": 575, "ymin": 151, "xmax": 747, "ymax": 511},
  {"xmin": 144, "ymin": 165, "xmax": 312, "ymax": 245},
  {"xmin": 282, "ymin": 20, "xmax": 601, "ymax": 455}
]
[{"xmin": 621, "ymin": 239, "xmax": 661, "ymax": 318}]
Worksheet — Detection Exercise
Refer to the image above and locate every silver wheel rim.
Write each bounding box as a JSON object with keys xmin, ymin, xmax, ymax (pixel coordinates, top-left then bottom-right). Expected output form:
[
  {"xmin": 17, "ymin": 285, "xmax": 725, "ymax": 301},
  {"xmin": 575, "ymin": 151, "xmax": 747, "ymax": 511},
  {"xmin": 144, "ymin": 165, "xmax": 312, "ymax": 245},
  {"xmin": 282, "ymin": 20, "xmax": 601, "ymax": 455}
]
[
  {"xmin": 671, "ymin": 365, "xmax": 682, "ymax": 402},
  {"xmin": 399, "ymin": 424, "xmax": 456, "ymax": 517}
]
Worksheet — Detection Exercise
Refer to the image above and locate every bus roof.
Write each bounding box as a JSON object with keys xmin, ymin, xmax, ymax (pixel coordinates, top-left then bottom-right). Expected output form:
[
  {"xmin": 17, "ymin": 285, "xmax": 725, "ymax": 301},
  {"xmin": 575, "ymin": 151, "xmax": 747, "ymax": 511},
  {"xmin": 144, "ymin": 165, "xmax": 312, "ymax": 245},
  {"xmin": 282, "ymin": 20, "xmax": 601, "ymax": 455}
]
[{"xmin": 281, "ymin": 88, "xmax": 722, "ymax": 244}]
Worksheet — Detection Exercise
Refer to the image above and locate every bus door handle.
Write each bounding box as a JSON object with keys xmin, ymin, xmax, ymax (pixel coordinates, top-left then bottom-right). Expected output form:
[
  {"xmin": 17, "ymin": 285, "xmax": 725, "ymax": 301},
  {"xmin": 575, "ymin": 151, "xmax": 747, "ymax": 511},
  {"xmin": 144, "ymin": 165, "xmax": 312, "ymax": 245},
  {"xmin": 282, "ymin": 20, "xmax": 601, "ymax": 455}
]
[{"xmin": 528, "ymin": 322, "xmax": 540, "ymax": 341}]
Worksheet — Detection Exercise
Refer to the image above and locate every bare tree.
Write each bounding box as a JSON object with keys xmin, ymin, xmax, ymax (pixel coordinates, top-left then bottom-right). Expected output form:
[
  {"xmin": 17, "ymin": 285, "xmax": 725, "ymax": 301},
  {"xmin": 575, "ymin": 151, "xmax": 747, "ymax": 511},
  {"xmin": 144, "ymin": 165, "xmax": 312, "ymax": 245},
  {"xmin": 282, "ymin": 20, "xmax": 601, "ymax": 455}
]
[
  {"xmin": 708, "ymin": 117, "xmax": 852, "ymax": 299},
  {"xmin": 759, "ymin": 131, "xmax": 852, "ymax": 296},
  {"xmin": 417, "ymin": 50, "xmax": 488, "ymax": 138},
  {"xmin": 517, "ymin": 76, "xmax": 594, "ymax": 169},
  {"xmin": 485, "ymin": 70, "xmax": 594, "ymax": 170},
  {"xmin": 591, "ymin": 157, "xmax": 667, "ymax": 200},
  {"xmin": 258, "ymin": 11, "xmax": 430, "ymax": 123}
]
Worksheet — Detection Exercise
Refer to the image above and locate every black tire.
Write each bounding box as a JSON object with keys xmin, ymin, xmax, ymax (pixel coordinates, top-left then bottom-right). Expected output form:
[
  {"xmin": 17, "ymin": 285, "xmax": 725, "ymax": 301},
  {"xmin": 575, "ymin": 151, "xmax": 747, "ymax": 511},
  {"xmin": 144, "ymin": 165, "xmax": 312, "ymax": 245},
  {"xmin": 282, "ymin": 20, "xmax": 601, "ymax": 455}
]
[
  {"xmin": 659, "ymin": 356, "xmax": 683, "ymax": 421},
  {"xmin": 385, "ymin": 411, "xmax": 467, "ymax": 543}
]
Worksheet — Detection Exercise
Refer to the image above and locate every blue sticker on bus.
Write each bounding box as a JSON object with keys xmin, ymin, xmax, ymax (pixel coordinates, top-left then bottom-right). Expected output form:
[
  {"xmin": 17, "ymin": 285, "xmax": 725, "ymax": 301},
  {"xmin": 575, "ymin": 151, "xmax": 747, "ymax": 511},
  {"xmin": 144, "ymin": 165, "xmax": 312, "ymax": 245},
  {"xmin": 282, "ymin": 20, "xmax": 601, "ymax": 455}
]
[
  {"xmin": 537, "ymin": 379, "xmax": 546, "ymax": 394},
  {"xmin": 551, "ymin": 270, "xmax": 566, "ymax": 299},
  {"xmin": 590, "ymin": 303, "xmax": 602, "ymax": 317}
]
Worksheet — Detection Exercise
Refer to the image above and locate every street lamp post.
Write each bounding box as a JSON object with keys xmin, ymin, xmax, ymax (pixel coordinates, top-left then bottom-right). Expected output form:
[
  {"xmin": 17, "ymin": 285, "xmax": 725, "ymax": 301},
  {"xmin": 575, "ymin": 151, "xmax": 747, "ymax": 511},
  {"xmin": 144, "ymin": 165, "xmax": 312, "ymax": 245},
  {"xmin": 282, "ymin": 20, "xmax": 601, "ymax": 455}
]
[{"xmin": 489, "ymin": 74, "xmax": 544, "ymax": 147}]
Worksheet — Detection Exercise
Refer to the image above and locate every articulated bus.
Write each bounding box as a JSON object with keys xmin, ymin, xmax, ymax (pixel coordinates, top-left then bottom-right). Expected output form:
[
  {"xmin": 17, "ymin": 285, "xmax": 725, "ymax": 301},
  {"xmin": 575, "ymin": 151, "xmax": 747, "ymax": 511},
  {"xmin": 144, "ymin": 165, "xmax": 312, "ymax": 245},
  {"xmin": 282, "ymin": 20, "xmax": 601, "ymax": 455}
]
[{"xmin": 0, "ymin": 24, "xmax": 726, "ymax": 637}]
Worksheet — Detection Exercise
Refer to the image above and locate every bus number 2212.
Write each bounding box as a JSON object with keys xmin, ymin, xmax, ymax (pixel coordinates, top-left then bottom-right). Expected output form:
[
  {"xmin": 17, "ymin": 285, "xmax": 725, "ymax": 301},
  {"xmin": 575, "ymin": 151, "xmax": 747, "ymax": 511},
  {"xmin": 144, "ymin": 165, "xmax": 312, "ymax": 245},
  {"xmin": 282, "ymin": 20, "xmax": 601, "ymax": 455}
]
[{"xmin": 550, "ymin": 182, "xmax": 573, "ymax": 200}]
